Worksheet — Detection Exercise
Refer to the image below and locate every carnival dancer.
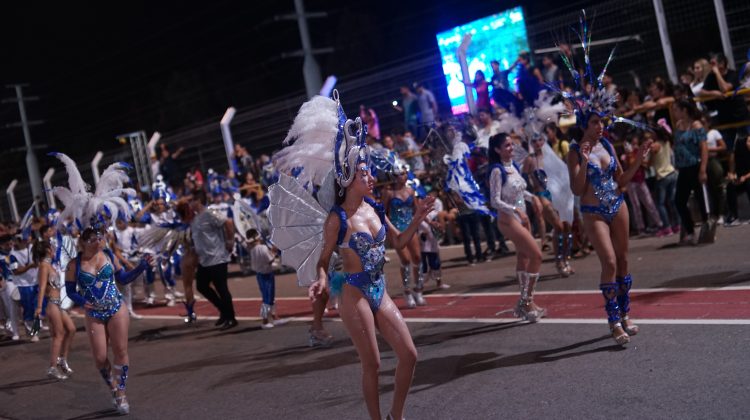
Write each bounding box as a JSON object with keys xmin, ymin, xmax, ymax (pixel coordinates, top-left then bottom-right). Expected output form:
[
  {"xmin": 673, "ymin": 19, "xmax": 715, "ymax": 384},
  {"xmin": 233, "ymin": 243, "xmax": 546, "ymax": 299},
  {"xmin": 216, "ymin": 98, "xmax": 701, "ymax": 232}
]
[
  {"xmin": 381, "ymin": 159, "xmax": 427, "ymax": 308},
  {"xmin": 135, "ymin": 177, "xmax": 184, "ymax": 307},
  {"xmin": 33, "ymin": 240, "xmax": 76, "ymax": 380},
  {"xmin": 111, "ymin": 217, "xmax": 143, "ymax": 319},
  {"xmin": 557, "ymin": 11, "xmax": 652, "ymax": 346},
  {"xmin": 51, "ymin": 153, "xmax": 153, "ymax": 414},
  {"xmin": 270, "ymin": 91, "xmax": 435, "ymax": 420},
  {"xmin": 520, "ymin": 97, "xmax": 576, "ymax": 276},
  {"xmin": 488, "ymin": 133, "xmax": 546, "ymax": 321}
]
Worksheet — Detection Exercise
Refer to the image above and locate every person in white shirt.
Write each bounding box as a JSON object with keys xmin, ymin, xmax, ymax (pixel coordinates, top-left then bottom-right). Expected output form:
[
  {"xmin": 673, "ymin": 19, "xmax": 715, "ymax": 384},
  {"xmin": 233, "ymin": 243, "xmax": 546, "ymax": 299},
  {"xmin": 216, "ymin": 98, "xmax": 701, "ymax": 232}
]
[{"xmin": 246, "ymin": 228, "xmax": 282, "ymax": 329}]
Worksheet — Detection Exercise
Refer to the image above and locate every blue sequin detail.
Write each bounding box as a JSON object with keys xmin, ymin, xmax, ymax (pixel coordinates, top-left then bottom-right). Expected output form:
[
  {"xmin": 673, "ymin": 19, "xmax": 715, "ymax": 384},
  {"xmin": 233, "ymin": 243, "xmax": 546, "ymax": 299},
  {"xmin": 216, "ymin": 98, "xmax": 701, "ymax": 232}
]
[
  {"xmin": 389, "ymin": 196, "xmax": 413, "ymax": 232},
  {"xmin": 345, "ymin": 225, "xmax": 387, "ymax": 312},
  {"xmin": 575, "ymin": 140, "xmax": 624, "ymax": 224},
  {"xmin": 77, "ymin": 261, "xmax": 122, "ymax": 322}
]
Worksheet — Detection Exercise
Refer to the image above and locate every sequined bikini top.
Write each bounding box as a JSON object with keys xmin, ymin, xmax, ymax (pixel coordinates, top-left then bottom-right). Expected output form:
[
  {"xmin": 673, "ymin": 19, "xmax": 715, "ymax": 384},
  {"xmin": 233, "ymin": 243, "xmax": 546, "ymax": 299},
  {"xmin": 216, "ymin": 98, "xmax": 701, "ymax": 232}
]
[
  {"xmin": 572, "ymin": 139, "xmax": 621, "ymax": 207},
  {"xmin": 333, "ymin": 197, "xmax": 387, "ymax": 276},
  {"xmin": 76, "ymin": 251, "xmax": 119, "ymax": 306}
]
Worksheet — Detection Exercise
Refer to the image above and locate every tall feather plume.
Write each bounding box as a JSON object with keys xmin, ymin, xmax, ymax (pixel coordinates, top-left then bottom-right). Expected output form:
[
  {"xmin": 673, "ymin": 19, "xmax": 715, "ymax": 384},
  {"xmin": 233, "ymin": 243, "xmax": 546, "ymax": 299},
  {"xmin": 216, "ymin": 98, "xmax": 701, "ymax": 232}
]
[
  {"xmin": 274, "ymin": 95, "xmax": 338, "ymax": 187},
  {"xmin": 50, "ymin": 153, "xmax": 134, "ymax": 230}
]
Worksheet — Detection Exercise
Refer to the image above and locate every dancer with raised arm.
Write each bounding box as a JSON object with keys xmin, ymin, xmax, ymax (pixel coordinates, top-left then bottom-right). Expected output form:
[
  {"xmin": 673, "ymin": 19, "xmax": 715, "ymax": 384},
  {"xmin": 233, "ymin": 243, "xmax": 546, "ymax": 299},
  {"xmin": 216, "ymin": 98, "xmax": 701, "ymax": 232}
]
[
  {"xmin": 555, "ymin": 11, "xmax": 652, "ymax": 346},
  {"xmin": 51, "ymin": 153, "xmax": 153, "ymax": 414},
  {"xmin": 270, "ymin": 91, "xmax": 435, "ymax": 420}
]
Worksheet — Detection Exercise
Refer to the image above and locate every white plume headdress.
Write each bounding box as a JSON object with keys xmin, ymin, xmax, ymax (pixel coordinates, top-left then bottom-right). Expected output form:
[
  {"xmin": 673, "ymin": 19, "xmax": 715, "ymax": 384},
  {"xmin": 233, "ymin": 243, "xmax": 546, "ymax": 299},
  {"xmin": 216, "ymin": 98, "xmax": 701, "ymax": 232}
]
[
  {"xmin": 274, "ymin": 89, "xmax": 369, "ymax": 189},
  {"xmin": 50, "ymin": 153, "xmax": 136, "ymax": 231}
]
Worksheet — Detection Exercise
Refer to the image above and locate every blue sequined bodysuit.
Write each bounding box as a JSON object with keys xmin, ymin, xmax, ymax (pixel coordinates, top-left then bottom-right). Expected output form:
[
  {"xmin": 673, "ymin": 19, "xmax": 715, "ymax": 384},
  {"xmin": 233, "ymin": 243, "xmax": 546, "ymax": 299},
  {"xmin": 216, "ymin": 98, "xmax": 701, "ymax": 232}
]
[
  {"xmin": 572, "ymin": 139, "xmax": 623, "ymax": 224},
  {"xmin": 532, "ymin": 168, "xmax": 552, "ymax": 201},
  {"xmin": 333, "ymin": 197, "xmax": 387, "ymax": 313},
  {"xmin": 388, "ymin": 195, "xmax": 414, "ymax": 232},
  {"xmin": 75, "ymin": 251, "xmax": 122, "ymax": 322}
]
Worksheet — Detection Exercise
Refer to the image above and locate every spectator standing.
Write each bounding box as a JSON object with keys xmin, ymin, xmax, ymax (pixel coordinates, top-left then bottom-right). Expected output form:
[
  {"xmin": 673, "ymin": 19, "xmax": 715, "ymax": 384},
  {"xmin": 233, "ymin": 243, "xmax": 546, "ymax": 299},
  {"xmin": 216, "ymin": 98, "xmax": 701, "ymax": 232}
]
[
  {"xmin": 394, "ymin": 86, "xmax": 419, "ymax": 135},
  {"xmin": 359, "ymin": 105, "xmax": 380, "ymax": 141},
  {"xmin": 189, "ymin": 190, "xmax": 238, "ymax": 330},
  {"xmin": 700, "ymin": 52, "xmax": 749, "ymax": 150},
  {"xmin": 414, "ymin": 82, "xmax": 438, "ymax": 137},
  {"xmin": 671, "ymin": 99, "xmax": 709, "ymax": 245},
  {"xmin": 727, "ymin": 134, "xmax": 750, "ymax": 224},
  {"xmin": 159, "ymin": 144, "xmax": 186, "ymax": 196},
  {"xmin": 647, "ymin": 126, "xmax": 681, "ymax": 235}
]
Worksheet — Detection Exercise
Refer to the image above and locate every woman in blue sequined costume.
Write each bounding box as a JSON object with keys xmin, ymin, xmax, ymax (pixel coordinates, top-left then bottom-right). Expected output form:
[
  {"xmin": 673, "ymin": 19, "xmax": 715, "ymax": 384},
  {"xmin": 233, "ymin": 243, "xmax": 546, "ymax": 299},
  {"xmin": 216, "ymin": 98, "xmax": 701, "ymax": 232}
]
[
  {"xmin": 556, "ymin": 10, "xmax": 653, "ymax": 347},
  {"xmin": 50, "ymin": 152, "xmax": 151, "ymax": 415},
  {"xmin": 382, "ymin": 166, "xmax": 426, "ymax": 309},
  {"xmin": 64, "ymin": 227, "xmax": 151, "ymax": 415},
  {"xmin": 312, "ymin": 162, "xmax": 434, "ymax": 420},
  {"xmin": 567, "ymin": 114, "xmax": 651, "ymax": 345}
]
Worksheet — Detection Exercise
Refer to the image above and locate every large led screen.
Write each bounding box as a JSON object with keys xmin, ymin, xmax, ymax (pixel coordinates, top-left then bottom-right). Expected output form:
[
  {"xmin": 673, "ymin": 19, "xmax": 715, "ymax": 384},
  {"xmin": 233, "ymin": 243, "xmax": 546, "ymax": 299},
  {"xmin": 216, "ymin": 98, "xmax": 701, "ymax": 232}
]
[{"xmin": 436, "ymin": 7, "xmax": 530, "ymax": 115}]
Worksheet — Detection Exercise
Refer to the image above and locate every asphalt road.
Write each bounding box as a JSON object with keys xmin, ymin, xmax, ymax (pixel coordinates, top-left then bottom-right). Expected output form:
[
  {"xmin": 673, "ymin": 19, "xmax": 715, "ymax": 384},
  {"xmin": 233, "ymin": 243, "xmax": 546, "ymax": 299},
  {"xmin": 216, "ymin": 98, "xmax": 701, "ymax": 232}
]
[{"xmin": 2, "ymin": 224, "xmax": 749, "ymax": 419}]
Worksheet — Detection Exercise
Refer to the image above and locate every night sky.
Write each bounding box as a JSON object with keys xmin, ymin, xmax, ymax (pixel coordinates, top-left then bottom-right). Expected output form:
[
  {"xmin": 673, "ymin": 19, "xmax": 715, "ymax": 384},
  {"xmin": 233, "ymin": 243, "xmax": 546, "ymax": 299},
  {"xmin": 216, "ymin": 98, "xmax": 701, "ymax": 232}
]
[{"xmin": 1, "ymin": 0, "xmax": 560, "ymax": 184}]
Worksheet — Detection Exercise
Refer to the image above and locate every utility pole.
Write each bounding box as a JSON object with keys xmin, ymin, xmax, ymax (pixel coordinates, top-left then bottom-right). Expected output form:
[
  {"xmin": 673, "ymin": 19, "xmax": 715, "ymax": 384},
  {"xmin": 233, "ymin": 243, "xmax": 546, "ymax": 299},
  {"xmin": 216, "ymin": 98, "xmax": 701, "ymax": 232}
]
[
  {"xmin": 275, "ymin": 0, "xmax": 333, "ymax": 98},
  {"xmin": 3, "ymin": 84, "xmax": 44, "ymax": 210}
]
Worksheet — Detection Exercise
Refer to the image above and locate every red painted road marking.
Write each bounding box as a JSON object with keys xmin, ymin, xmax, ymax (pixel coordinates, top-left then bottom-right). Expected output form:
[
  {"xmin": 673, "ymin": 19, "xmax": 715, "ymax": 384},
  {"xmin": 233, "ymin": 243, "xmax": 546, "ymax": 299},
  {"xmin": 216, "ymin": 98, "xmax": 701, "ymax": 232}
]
[{"xmin": 122, "ymin": 289, "xmax": 750, "ymax": 321}]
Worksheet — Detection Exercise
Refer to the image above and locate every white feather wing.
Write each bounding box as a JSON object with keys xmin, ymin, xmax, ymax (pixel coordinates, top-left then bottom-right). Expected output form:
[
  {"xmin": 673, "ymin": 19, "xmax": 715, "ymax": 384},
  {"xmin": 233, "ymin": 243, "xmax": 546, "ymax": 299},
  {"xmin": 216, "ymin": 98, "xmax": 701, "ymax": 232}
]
[{"xmin": 267, "ymin": 173, "xmax": 327, "ymax": 286}]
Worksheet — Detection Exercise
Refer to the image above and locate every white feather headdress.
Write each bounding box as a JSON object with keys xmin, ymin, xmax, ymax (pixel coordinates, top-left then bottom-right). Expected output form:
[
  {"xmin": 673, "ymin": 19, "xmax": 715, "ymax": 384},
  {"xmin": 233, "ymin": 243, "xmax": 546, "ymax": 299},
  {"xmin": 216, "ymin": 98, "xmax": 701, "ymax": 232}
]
[
  {"xmin": 50, "ymin": 153, "xmax": 136, "ymax": 231},
  {"xmin": 273, "ymin": 95, "xmax": 338, "ymax": 188}
]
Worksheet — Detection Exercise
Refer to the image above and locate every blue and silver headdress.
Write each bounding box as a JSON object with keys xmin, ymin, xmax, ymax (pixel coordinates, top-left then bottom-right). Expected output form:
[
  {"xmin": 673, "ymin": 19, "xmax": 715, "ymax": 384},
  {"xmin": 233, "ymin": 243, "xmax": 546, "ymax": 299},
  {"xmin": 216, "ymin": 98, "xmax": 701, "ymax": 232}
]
[
  {"xmin": 275, "ymin": 89, "xmax": 369, "ymax": 189},
  {"xmin": 551, "ymin": 10, "xmax": 646, "ymax": 130},
  {"xmin": 49, "ymin": 153, "xmax": 135, "ymax": 231}
]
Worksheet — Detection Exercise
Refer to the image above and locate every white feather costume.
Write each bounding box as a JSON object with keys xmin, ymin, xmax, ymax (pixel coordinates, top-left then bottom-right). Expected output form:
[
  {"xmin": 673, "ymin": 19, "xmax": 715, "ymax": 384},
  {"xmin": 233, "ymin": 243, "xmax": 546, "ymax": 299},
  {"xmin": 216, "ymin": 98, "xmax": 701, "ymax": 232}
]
[{"xmin": 50, "ymin": 153, "xmax": 136, "ymax": 230}]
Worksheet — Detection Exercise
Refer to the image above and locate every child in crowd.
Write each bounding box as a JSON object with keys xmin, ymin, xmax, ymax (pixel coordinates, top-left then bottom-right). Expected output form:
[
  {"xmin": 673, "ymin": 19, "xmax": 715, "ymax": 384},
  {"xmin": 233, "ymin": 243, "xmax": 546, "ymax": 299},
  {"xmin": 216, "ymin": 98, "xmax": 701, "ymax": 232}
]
[{"xmin": 246, "ymin": 229, "xmax": 282, "ymax": 329}]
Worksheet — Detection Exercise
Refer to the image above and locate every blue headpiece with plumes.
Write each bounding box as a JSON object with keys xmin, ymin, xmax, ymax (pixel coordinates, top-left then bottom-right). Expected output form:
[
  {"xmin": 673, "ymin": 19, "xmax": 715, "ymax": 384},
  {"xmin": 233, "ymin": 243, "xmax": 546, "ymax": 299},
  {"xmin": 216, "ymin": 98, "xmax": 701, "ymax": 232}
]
[
  {"xmin": 332, "ymin": 90, "xmax": 370, "ymax": 188},
  {"xmin": 551, "ymin": 10, "xmax": 648, "ymax": 131}
]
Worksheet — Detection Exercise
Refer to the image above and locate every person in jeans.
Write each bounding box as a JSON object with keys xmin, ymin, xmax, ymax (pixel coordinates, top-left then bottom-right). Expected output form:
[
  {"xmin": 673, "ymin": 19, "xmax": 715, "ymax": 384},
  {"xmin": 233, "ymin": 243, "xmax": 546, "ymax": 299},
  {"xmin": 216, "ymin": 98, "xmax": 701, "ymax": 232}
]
[
  {"xmin": 671, "ymin": 99, "xmax": 709, "ymax": 245},
  {"xmin": 189, "ymin": 189, "xmax": 238, "ymax": 330},
  {"xmin": 647, "ymin": 125, "xmax": 680, "ymax": 235},
  {"xmin": 622, "ymin": 133, "xmax": 663, "ymax": 235},
  {"xmin": 455, "ymin": 200, "xmax": 484, "ymax": 266}
]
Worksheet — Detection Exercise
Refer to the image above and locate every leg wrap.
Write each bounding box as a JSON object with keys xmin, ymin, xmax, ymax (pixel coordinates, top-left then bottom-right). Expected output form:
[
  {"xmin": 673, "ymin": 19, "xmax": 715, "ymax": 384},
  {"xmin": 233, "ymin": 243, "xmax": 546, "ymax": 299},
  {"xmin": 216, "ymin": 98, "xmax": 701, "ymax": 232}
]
[
  {"xmin": 413, "ymin": 263, "xmax": 424, "ymax": 292},
  {"xmin": 556, "ymin": 233, "xmax": 564, "ymax": 261},
  {"xmin": 400, "ymin": 264, "xmax": 411, "ymax": 290},
  {"xmin": 600, "ymin": 282, "xmax": 621, "ymax": 323},
  {"xmin": 184, "ymin": 300, "xmax": 195, "ymax": 317},
  {"xmin": 260, "ymin": 303, "xmax": 271, "ymax": 320},
  {"xmin": 566, "ymin": 233, "xmax": 574, "ymax": 260},
  {"xmin": 112, "ymin": 364, "xmax": 128, "ymax": 392},
  {"xmin": 516, "ymin": 271, "xmax": 529, "ymax": 301},
  {"xmin": 616, "ymin": 274, "xmax": 633, "ymax": 315},
  {"xmin": 526, "ymin": 273, "xmax": 540, "ymax": 301},
  {"xmin": 433, "ymin": 269, "xmax": 442, "ymax": 284},
  {"xmin": 99, "ymin": 362, "xmax": 114, "ymax": 389}
]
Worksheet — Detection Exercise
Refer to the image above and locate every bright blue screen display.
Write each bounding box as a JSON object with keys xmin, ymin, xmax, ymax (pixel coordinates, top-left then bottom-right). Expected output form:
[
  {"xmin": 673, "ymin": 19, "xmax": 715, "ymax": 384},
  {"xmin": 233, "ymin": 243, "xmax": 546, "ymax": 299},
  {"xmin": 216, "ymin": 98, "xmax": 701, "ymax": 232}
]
[{"xmin": 436, "ymin": 7, "xmax": 530, "ymax": 115}]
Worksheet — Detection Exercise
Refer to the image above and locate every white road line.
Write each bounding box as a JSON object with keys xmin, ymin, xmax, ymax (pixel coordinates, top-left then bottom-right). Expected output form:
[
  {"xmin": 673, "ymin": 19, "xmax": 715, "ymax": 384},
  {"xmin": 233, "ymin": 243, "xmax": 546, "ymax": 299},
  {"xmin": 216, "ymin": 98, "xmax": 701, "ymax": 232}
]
[
  {"xmin": 202, "ymin": 285, "xmax": 750, "ymax": 302},
  {"xmin": 130, "ymin": 315, "xmax": 750, "ymax": 326}
]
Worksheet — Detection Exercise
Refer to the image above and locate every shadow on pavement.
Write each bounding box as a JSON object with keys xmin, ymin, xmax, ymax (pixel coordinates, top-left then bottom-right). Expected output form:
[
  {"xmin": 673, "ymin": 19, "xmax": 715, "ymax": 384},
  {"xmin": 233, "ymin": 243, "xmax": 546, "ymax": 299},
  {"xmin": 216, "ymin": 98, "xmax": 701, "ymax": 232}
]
[
  {"xmin": 209, "ymin": 347, "xmax": 361, "ymax": 390},
  {"xmin": 413, "ymin": 322, "xmax": 527, "ymax": 348},
  {"xmin": 0, "ymin": 378, "xmax": 57, "ymax": 393},
  {"xmin": 66, "ymin": 408, "xmax": 120, "ymax": 420},
  {"xmin": 380, "ymin": 335, "xmax": 621, "ymax": 395}
]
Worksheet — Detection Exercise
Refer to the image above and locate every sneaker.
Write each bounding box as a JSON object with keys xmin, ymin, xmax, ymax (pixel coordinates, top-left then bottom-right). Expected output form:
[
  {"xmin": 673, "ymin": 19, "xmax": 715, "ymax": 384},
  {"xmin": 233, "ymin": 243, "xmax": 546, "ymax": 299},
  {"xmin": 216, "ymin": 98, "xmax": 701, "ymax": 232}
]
[
  {"xmin": 308, "ymin": 328, "xmax": 334, "ymax": 348},
  {"xmin": 656, "ymin": 228, "xmax": 672, "ymax": 238},
  {"xmin": 404, "ymin": 293, "xmax": 417, "ymax": 309},
  {"xmin": 145, "ymin": 296, "xmax": 155, "ymax": 306},
  {"xmin": 679, "ymin": 234, "xmax": 695, "ymax": 246},
  {"xmin": 717, "ymin": 216, "xmax": 725, "ymax": 225},
  {"xmin": 670, "ymin": 225, "xmax": 680, "ymax": 235},
  {"xmin": 47, "ymin": 366, "xmax": 68, "ymax": 381},
  {"xmin": 414, "ymin": 292, "xmax": 427, "ymax": 306},
  {"xmin": 725, "ymin": 218, "xmax": 742, "ymax": 227},
  {"xmin": 30, "ymin": 335, "xmax": 39, "ymax": 343},
  {"xmin": 220, "ymin": 319, "xmax": 238, "ymax": 330},
  {"xmin": 436, "ymin": 281, "xmax": 451, "ymax": 290},
  {"xmin": 468, "ymin": 259, "xmax": 476, "ymax": 266},
  {"xmin": 11, "ymin": 335, "xmax": 20, "ymax": 341},
  {"xmin": 260, "ymin": 320, "xmax": 275, "ymax": 329},
  {"xmin": 40, "ymin": 320, "xmax": 49, "ymax": 331}
]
